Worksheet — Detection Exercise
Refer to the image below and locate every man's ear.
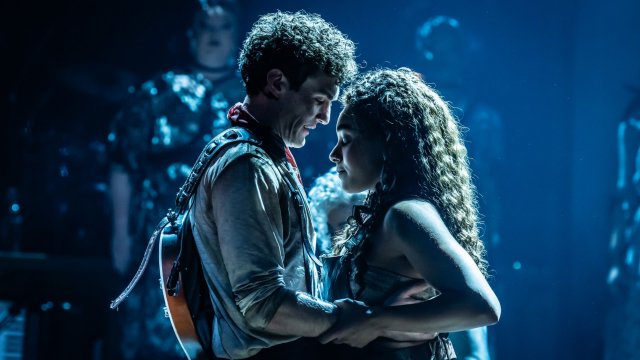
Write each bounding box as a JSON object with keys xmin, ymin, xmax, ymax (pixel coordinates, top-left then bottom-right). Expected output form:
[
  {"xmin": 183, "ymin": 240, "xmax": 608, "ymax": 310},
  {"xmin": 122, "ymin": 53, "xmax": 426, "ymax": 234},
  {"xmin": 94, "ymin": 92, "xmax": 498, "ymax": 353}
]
[{"xmin": 264, "ymin": 69, "xmax": 289, "ymax": 98}]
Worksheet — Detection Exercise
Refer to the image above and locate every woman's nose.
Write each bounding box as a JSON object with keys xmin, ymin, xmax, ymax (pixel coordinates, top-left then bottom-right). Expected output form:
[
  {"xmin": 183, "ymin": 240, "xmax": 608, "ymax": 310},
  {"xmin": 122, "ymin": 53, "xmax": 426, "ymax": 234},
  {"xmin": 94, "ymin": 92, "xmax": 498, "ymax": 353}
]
[{"xmin": 329, "ymin": 144, "xmax": 341, "ymax": 163}]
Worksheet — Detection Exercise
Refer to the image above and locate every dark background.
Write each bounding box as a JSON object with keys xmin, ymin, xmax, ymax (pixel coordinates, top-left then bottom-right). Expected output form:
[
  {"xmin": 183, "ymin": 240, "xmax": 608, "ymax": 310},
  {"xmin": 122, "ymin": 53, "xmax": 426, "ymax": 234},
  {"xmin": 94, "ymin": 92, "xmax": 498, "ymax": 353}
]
[{"xmin": 2, "ymin": 0, "xmax": 639, "ymax": 358}]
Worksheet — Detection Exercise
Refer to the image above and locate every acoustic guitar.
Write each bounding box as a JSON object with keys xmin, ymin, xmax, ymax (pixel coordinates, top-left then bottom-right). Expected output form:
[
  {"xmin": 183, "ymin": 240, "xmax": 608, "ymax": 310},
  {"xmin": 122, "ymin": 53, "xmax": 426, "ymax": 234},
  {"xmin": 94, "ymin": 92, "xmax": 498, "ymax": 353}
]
[{"xmin": 159, "ymin": 213, "xmax": 211, "ymax": 360}]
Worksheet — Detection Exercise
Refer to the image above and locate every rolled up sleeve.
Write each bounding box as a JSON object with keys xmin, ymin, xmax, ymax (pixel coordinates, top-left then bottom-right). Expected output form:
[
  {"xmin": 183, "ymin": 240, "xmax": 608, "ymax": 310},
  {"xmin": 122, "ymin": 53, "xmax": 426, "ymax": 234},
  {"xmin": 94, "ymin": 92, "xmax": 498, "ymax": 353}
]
[{"xmin": 210, "ymin": 154, "xmax": 289, "ymax": 330}]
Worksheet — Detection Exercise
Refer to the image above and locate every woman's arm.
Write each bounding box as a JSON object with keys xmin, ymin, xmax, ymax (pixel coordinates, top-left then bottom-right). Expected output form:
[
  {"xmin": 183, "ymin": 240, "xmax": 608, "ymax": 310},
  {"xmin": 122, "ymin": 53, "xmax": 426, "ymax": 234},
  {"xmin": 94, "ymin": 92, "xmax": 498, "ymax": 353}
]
[
  {"xmin": 320, "ymin": 199, "xmax": 500, "ymax": 347},
  {"xmin": 374, "ymin": 200, "xmax": 501, "ymax": 332}
]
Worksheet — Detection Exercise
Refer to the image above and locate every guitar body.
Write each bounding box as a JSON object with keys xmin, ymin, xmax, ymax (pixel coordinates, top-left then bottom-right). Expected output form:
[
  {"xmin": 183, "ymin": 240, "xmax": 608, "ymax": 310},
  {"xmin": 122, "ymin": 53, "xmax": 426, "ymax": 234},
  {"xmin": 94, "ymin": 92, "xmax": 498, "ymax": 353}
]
[{"xmin": 159, "ymin": 216, "xmax": 208, "ymax": 360}]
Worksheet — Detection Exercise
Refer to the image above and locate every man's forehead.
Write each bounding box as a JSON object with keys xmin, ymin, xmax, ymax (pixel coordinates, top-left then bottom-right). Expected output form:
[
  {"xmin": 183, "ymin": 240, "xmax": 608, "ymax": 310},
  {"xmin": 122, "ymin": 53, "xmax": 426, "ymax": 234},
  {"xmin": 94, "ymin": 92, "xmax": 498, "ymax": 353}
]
[
  {"xmin": 304, "ymin": 72, "xmax": 340, "ymax": 99},
  {"xmin": 316, "ymin": 82, "xmax": 340, "ymax": 101},
  {"xmin": 319, "ymin": 83, "xmax": 339, "ymax": 102}
]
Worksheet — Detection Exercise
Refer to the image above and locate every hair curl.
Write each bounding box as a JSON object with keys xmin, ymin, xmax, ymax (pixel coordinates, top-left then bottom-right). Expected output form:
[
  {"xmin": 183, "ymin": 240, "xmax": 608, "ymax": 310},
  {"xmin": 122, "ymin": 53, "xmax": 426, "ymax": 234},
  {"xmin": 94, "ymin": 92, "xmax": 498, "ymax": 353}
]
[
  {"xmin": 334, "ymin": 67, "xmax": 488, "ymax": 277},
  {"xmin": 239, "ymin": 11, "xmax": 358, "ymax": 95}
]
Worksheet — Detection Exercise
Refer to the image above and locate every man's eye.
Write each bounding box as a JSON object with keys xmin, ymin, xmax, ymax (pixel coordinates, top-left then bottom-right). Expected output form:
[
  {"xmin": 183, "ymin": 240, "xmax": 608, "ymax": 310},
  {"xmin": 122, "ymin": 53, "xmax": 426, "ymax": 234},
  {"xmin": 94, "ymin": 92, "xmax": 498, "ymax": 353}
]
[{"xmin": 341, "ymin": 137, "xmax": 351, "ymax": 145}]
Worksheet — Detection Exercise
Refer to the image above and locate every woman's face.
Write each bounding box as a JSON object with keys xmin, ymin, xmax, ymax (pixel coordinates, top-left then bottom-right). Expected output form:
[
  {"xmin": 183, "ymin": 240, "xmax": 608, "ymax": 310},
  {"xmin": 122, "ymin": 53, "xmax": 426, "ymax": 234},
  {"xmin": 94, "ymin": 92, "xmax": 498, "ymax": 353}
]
[{"xmin": 329, "ymin": 107, "xmax": 384, "ymax": 193}]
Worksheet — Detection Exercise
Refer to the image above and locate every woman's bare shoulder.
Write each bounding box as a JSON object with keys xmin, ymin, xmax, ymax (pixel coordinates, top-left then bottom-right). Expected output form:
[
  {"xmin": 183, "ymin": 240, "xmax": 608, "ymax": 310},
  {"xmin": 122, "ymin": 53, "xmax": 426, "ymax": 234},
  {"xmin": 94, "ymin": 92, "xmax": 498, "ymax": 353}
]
[{"xmin": 384, "ymin": 199, "xmax": 443, "ymax": 232}]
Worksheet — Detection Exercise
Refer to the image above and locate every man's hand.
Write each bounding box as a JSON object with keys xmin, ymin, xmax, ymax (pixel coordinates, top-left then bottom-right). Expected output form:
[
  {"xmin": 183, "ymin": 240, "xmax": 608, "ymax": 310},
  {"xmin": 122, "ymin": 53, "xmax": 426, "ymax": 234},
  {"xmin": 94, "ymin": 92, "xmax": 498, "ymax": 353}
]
[
  {"xmin": 318, "ymin": 298, "xmax": 381, "ymax": 348},
  {"xmin": 319, "ymin": 281, "xmax": 441, "ymax": 348},
  {"xmin": 318, "ymin": 297, "xmax": 439, "ymax": 349}
]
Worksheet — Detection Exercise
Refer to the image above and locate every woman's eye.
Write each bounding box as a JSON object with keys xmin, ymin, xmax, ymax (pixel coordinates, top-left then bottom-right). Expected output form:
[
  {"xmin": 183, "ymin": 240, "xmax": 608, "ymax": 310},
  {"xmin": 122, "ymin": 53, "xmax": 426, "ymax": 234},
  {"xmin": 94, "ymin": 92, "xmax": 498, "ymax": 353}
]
[{"xmin": 341, "ymin": 137, "xmax": 351, "ymax": 145}]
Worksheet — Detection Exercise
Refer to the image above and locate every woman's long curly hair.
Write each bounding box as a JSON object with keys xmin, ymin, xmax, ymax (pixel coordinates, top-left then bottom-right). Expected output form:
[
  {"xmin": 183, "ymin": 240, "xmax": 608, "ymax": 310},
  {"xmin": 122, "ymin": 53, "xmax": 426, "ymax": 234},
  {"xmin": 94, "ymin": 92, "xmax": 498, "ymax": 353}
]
[{"xmin": 333, "ymin": 68, "xmax": 488, "ymax": 277}]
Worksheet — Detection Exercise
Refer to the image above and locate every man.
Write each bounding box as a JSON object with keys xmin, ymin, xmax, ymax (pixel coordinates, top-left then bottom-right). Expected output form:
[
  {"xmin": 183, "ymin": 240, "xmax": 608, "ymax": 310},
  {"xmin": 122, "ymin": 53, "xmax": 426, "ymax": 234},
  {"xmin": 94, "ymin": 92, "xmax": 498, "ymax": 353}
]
[{"xmin": 189, "ymin": 11, "xmax": 357, "ymax": 359}]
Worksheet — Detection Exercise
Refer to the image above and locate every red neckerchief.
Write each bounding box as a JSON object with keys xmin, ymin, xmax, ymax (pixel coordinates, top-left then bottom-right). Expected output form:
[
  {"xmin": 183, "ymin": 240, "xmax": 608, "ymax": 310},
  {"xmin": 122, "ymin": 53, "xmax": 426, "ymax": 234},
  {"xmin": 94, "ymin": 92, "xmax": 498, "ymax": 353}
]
[{"xmin": 227, "ymin": 103, "xmax": 303, "ymax": 186}]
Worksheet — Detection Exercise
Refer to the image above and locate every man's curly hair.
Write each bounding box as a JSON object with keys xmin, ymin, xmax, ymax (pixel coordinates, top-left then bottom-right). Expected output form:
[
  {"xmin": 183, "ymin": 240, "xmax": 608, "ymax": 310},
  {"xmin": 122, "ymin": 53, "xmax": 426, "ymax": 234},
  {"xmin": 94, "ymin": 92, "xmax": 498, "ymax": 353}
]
[
  {"xmin": 239, "ymin": 11, "xmax": 358, "ymax": 95},
  {"xmin": 335, "ymin": 68, "xmax": 488, "ymax": 277}
]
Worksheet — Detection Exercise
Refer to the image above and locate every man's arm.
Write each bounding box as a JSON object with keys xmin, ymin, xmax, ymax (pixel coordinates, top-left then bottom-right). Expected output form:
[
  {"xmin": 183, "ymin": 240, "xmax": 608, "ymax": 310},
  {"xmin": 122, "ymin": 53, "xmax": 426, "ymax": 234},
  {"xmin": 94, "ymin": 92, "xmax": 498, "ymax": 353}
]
[{"xmin": 261, "ymin": 289, "xmax": 339, "ymax": 337}]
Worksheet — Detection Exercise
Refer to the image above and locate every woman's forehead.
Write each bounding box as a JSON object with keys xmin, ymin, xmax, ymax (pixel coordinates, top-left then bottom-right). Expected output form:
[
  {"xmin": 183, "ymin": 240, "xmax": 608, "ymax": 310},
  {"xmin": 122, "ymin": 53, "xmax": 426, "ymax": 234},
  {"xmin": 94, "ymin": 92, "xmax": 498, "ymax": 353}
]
[{"xmin": 337, "ymin": 108, "xmax": 359, "ymax": 131}]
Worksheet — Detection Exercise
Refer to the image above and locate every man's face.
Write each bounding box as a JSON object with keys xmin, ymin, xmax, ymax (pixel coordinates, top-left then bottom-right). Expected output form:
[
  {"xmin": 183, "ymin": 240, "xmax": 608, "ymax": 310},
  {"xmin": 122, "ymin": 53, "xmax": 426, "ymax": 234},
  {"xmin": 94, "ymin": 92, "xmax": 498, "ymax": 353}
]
[{"xmin": 276, "ymin": 72, "xmax": 339, "ymax": 148}]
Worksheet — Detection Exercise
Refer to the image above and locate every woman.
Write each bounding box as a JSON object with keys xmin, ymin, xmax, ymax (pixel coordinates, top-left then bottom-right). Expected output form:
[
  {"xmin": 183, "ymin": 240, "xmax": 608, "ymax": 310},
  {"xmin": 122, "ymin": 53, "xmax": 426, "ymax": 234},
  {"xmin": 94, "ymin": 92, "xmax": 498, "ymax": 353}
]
[{"xmin": 320, "ymin": 68, "xmax": 501, "ymax": 359}]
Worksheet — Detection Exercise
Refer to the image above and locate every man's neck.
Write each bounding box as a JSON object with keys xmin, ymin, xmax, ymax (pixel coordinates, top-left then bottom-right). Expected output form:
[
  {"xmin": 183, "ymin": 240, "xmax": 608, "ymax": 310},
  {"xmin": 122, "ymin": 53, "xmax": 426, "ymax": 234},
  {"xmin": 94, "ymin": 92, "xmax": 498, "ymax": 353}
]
[{"xmin": 243, "ymin": 96, "xmax": 280, "ymax": 135}]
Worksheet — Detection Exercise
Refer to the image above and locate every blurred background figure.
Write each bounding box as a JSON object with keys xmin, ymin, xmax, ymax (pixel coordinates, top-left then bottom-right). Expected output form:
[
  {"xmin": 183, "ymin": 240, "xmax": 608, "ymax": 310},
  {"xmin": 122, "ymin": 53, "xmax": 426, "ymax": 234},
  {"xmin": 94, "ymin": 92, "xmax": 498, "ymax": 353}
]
[
  {"xmin": 606, "ymin": 85, "xmax": 640, "ymax": 359},
  {"xmin": 416, "ymin": 15, "xmax": 504, "ymax": 253},
  {"xmin": 308, "ymin": 167, "xmax": 367, "ymax": 256},
  {"xmin": 107, "ymin": 0, "xmax": 244, "ymax": 358},
  {"xmin": 415, "ymin": 15, "xmax": 500, "ymax": 360}
]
